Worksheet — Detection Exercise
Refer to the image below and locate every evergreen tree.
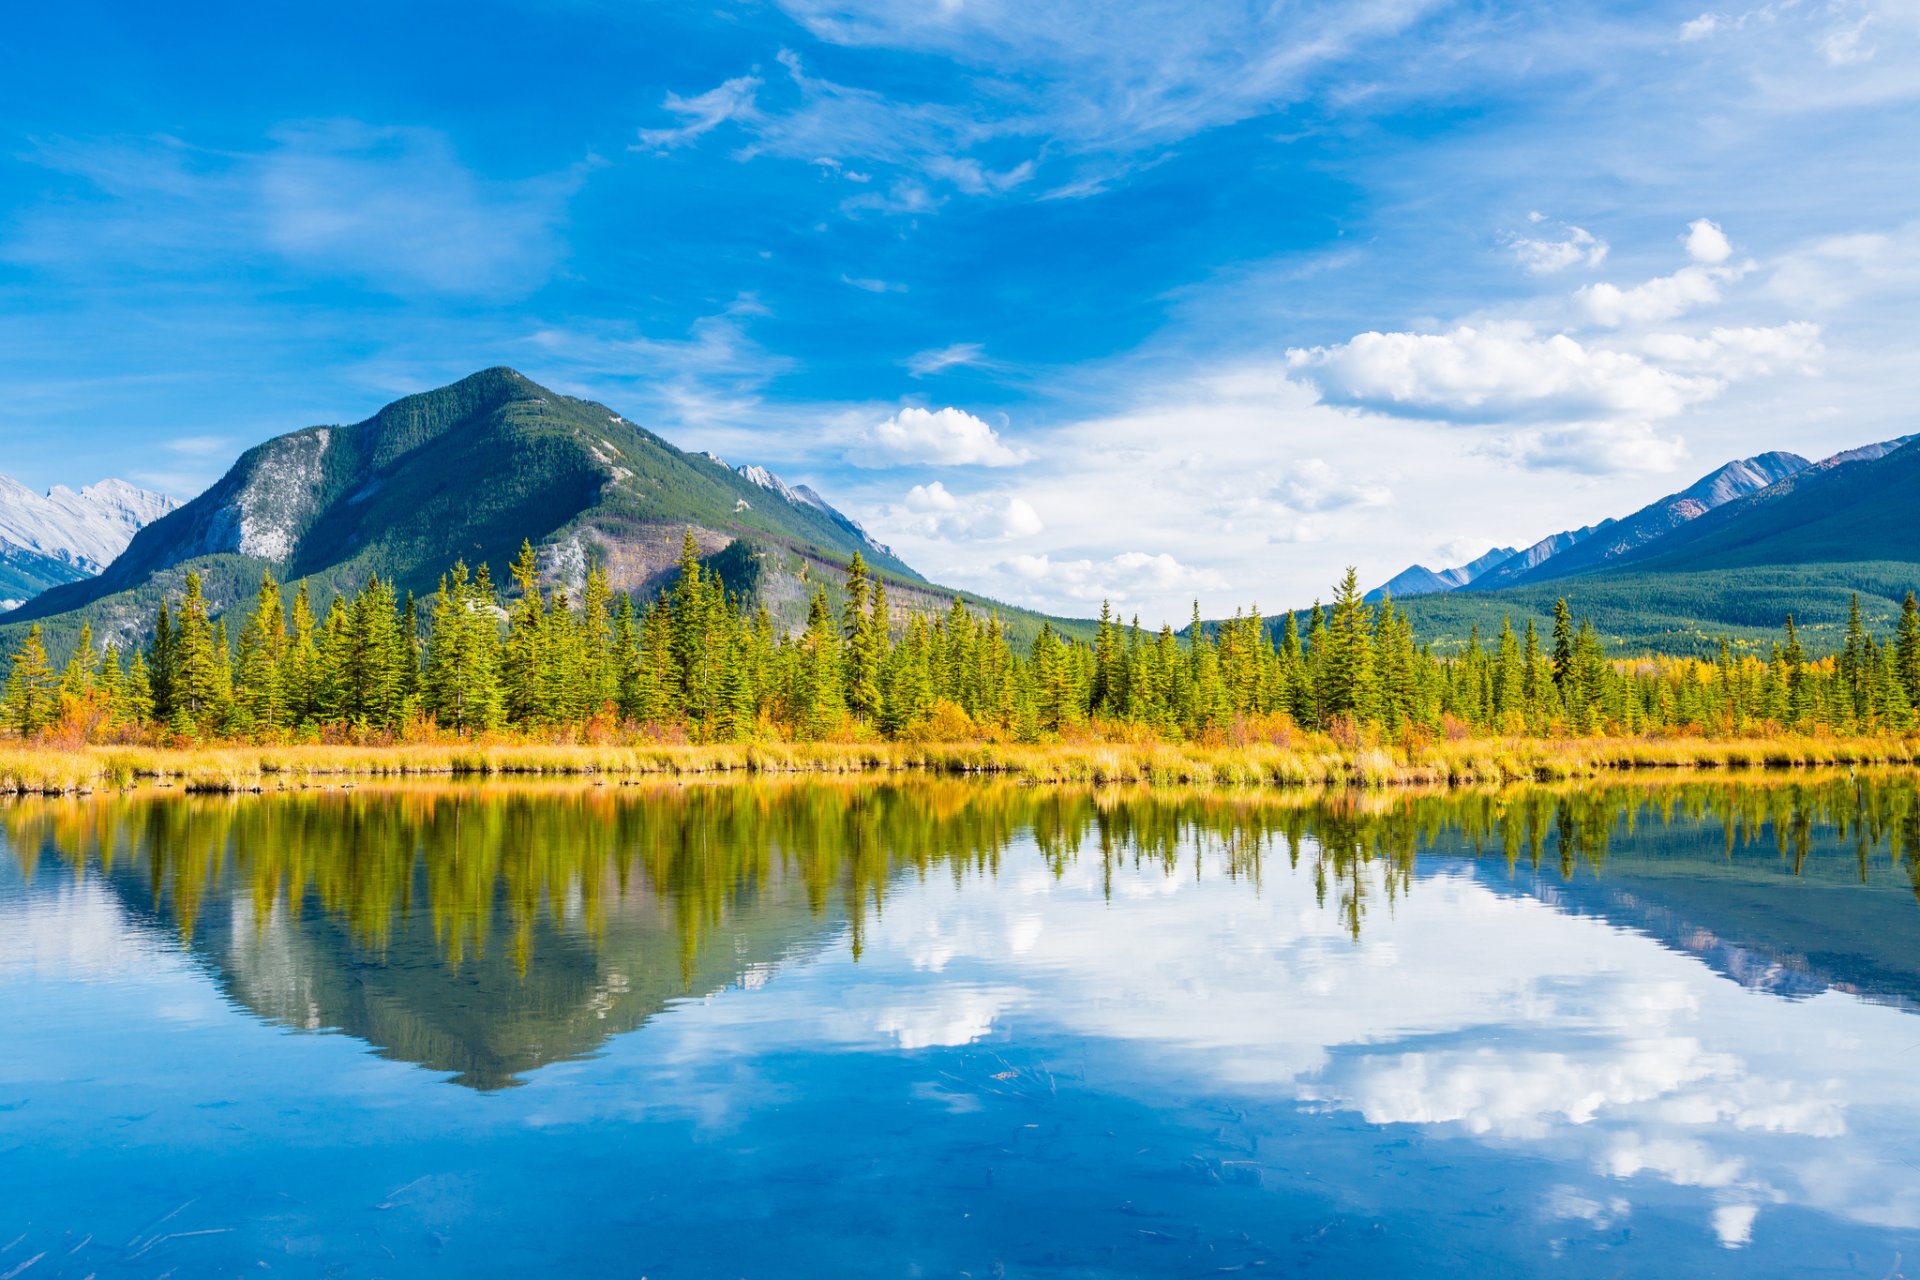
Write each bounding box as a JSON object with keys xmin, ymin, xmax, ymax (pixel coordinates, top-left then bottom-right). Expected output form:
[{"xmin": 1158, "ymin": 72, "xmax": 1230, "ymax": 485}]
[
  {"xmin": 235, "ymin": 571, "xmax": 288, "ymax": 732},
  {"xmin": 5, "ymin": 624, "xmax": 59, "ymax": 737},
  {"xmin": 169, "ymin": 572, "xmax": 223, "ymax": 735},
  {"xmin": 1896, "ymin": 591, "xmax": 1920, "ymax": 708}
]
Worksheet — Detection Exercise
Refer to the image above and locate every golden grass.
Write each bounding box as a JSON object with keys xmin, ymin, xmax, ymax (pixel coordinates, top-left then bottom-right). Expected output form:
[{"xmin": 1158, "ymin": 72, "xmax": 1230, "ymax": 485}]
[{"xmin": 2, "ymin": 731, "xmax": 1917, "ymax": 795}]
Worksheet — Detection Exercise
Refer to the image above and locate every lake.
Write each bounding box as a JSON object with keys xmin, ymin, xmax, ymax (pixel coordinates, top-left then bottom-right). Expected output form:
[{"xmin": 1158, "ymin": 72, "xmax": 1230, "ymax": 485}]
[{"xmin": 3, "ymin": 775, "xmax": 1919, "ymax": 1277}]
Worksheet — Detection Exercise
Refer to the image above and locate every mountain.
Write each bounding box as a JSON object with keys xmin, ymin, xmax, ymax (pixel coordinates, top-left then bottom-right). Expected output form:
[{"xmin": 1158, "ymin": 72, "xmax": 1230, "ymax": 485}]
[
  {"xmin": 0, "ymin": 476, "xmax": 178, "ymax": 610},
  {"xmin": 732, "ymin": 461, "xmax": 895, "ymax": 558},
  {"xmin": 0, "ymin": 369, "xmax": 1079, "ymax": 653},
  {"xmin": 1561, "ymin": 434, "xmax": 1920, "ymax": 580},
  {"xmin": 1471, "ymin": 450, "xmax": 1810, "ymax": 590},
  {"xmin": 1384, "ymin": 434, "xmax": 1920, "ymax": 654},
  {"xmin": 1368, "ymin": 451, "xmax": 1808, "ymax": 605},
  {"xmin": 1367, "ymin": 546, "xmax": 1517, "ymax": 602}
]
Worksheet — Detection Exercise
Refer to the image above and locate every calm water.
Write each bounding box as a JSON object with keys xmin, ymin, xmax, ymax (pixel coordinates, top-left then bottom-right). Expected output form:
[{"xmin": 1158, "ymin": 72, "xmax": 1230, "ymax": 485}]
[{"xmin": 4, "ymin": 777, "xmax": 1920, "ymax": 1277}]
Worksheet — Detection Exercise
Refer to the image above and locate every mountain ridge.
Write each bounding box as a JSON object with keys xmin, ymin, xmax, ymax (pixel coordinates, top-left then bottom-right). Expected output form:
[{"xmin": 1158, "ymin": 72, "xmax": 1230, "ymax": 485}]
[
  {"xmin": 0, "ymin": 368, "xmax": 1089, "ymax": 654},
  {"xmin": 0, "ymin": 474, "xmax": 178, "ymax": 609}
]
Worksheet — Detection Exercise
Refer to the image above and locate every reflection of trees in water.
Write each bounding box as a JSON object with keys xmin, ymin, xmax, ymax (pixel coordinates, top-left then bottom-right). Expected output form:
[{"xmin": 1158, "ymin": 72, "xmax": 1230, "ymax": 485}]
[{"xmin": 7, "ymin": 774, "xmax": 1920, "ymax": 965}]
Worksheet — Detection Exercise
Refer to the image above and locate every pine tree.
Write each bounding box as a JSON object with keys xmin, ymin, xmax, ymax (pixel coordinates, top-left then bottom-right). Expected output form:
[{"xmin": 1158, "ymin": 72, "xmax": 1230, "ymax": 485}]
[
  {"xmin": 1550, "ymin": 598, "xmax": 1575, "ymax": 704},
  {"xmin": 1319, "ymin": 568, "xmax": 1377, "ymax": 725},
  {"xmin": 504, "ymin": 540, "xmax": 550, "ymax": 724},
  {"xmin": 842, "ymin": 552, "xmax": 882, "ymax": 725},
  {"xmin": 5, "ymin": 624, "xmax": 59, "ymax": 737},
  {"xmin": 796, "ymin": 585, "xmax": 844, "ymax": 739},
  {"xmin": 1896, "ymin": 591, "xmax": 1920, "ymax": 708},
  {"xmin": 58, "ymin": 622, "xmax": 100, "ymax": 707},
  {"xmin": 119, "ymin": 648, "xmax": 155, "ymax": 727},
  {"xmin": 235, "ymin": 571, "xmax": 288, "ymax": 732},
  {"xmin": 282, "ymin": 582, "xmax": 320, "ymax": 727},
  {"xmin": 170, "ymin": 572, "xmax": 223, "ymax": 735}
]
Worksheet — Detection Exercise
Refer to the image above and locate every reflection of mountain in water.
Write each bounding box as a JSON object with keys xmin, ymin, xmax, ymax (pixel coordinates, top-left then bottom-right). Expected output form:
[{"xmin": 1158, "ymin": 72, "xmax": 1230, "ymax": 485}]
[
  {"xmin": 1514, "ymin": 839, "xmax": 1920, "ymax": 1014},
  {"xmin": 201, "ymin": 863, "xmax": 843, "ymax": 1089},
  {"xmin": 8, "ymin": 774, "xmax": 1920, "ymax": 1089}
]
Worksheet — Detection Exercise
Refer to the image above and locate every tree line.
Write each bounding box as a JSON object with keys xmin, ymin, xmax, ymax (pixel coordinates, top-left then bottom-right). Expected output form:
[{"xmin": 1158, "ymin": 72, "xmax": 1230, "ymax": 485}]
[{"xmin": 5, "ymin": 532, "xmax": 1920, "ymax": 743}]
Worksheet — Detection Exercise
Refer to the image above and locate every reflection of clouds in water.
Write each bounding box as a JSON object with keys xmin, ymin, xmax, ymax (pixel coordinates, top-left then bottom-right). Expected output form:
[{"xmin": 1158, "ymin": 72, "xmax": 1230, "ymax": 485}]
[
  {"xmin": 0, "ymin": 881, "xmax": 181, "ymax": 985},
  {"xmin": 1713, "ymin": 1202, "xmax": 1760, "ymax": 1248},
  {"xmin": 1304, "ymin": 1034, "xmax": 1730, "ymax": 1137},
  {"xmin": 621, "ymin": 846, "xmax": 1920, "ymax": 1245},
  {"xmin": 1542, "ymin": 1184, "xmax": 1630, "ymax": 1229},
  {"xmin": 874, "ymin": 988, "xmax": 1010, "ymax": 1049}
]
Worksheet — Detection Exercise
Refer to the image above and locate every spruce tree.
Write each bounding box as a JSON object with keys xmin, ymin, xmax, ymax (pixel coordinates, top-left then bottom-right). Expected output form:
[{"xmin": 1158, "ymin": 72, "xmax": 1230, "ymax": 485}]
[
  {"xmin": 235, "ymin": 571, "xmax": 288, "ymax": 732},
  {"xmin": 5, "ymin": 624, "xmax": 59, "ymax": 737},
  {"xmin": 1896, "ymin": 591, "xmax": 1920, "ymax": 708}
]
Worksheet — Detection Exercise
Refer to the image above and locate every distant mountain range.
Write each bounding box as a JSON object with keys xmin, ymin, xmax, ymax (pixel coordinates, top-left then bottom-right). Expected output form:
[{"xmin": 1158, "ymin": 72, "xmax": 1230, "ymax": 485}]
[
  {"xmin": 0, "ymin": 368, "xmax": 1067, "ymax": 654},
  {"xmin": 1378, "ymin": 431, "xmax": 1920, "ymax": 653},
  {"xmin": 1370, "ymin": 450, "xmax": 1813, "ymax": 600},
  {"xmin": 0, "ymin": 476, "xmax": 176, "ymax": 610}
]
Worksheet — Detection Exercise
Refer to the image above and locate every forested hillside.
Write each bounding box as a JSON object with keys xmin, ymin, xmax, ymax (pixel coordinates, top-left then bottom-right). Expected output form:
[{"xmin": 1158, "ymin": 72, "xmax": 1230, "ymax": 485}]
[{"xmin": 0, "ymin": 368, "xmax": 1082, "ymax": 657}]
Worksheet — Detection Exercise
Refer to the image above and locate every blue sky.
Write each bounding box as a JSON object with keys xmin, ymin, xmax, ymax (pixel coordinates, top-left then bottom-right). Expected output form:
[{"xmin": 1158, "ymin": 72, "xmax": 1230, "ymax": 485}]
[{"xmin": 4, "ymin": 0, "xmax": 1916, "ymax": 621}]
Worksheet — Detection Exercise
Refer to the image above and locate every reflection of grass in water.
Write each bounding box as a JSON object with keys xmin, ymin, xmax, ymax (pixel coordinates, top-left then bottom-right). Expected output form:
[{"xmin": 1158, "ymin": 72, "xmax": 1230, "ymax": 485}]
[
  {"xmin": 7, "ymin": 772, "xmax": 1918, "ymax": 1086},
  {"xmin": 2, "ymin": 733, "xmax": 1920, "ymax": 796}
]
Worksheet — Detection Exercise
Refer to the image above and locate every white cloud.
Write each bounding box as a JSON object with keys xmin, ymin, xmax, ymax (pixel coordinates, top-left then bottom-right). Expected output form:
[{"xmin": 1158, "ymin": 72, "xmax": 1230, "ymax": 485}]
[
  {"xmin": 1484, "ymin": 421, "xmax": 1691, "ymax": 475},
  {"xmin": 633, "ymin": 76, "xmax": 762, "ymax": 150},
  {"xmin": 1577, "ymin": 264, "xmax": 1742, "ymax": 327},
  {"xmin": 862, "ymin": 406, "xmax": 1032, "ymax": 466},
  {"xmin": 841, "ymin": 273, "xmax": 908, "ymax": 294},
  {"xmin": 999, "ymin": 550, "xmax": 1227, "ymax": 605},
  {"xmin": 905, "ymin": 342, "xmax": 989, "ymax": 376},
  {"xmin": 1286, "ymin": 324, "xmax": 1721, "ymax": 423},
  {"xmin": 1272, "ymin": 457, "xmax": 1393, "ymax": 511},
  {"xmin": 1507, "ymin": 219, "xmax": 1610, "ymax": 274},
  {"xmin": 1639, "ymin": 322, "xmax": 1823, "ymax": 378},
  {"xmin": 1765, "ymin": 221, "xmax": 1920, "ymax": 310},
  {"xmin": 1679, "ymin": 13, "xmax": 1721, "ymax": 40},
  {"xmin": 13, "ymin": 125, "xmax": 575, "ymax": 300},
  {"xmin": 1685, "ymin": 218, "xmax": 1734, "ymax": 265},
  {"xmin": 894, "ymin": 480, "xmax": 1044, "ymax": 541},
  {"xmin": 1822, "ymin": 17, "xmax": 1878, "ymax": 65}
]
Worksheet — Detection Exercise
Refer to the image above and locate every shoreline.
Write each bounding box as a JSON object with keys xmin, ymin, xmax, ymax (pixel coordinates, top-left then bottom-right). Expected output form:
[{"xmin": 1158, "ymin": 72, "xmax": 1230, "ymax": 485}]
[{"xmin": 3, "ymin": 735, "xmax": 1918, "ymax": 795}]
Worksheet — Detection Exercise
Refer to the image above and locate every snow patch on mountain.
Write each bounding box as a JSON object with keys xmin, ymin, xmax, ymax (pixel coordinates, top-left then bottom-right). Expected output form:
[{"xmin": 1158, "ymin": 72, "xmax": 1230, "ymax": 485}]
[
  {"xmin": 0, "ymin": 474, "xmax": 179, "ymax": 573},
  {"xmin": 734, "ymin": 464, "xmax": 895, "ymax": 558}
]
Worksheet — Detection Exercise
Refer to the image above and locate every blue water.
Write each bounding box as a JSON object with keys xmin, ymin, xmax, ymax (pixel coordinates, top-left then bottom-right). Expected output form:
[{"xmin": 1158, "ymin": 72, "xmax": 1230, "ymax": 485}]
[{"xmin": 2, "ymin": 779, "xmax": 1918, "ymax": 1276}]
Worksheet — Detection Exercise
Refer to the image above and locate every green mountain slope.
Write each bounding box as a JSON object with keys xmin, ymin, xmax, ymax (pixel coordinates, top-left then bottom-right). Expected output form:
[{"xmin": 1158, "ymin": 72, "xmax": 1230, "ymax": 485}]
[
  {"xmin": 1, "ymin": 368, "xmax": 1087, "ymax": 655},
  {"xmin": 1561, "ymin": 436, "xmax": 1920, "ymax": 579},
  {"xmin": 0, "ymin": 543, "xmax": 87, "ymax": 611}
]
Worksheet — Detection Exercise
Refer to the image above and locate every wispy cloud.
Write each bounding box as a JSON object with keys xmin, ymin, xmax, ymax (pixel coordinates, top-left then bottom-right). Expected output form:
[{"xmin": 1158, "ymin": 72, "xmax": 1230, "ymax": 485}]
[
  {"xmin": 905, "ymin": 343, "xmax": 989, "ymax": 376},
  {"xmin": 9, "ymin": 123, "xmax": 578, "ymax": 299}
]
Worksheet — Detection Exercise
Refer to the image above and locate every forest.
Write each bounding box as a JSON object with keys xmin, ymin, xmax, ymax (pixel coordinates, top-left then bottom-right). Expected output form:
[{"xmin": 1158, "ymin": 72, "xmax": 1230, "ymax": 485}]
[{"xmin": 5, "ymin": 531, "xmax": 1920, "ymax": 746}]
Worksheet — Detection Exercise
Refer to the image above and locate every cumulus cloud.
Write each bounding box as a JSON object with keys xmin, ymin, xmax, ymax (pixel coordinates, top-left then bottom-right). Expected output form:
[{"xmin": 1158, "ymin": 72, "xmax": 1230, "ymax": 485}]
[
  {"xmin": 894, "ymin": 480, "xmax": 1044, "ymax": 541},
  {"xmin": 1577, "ymin": 264, "xmax": 1743, "ymax": 327},
  {"xmin": 1000, "ymin": 550, "xmax": 1227, "ymax": 605},
  {"xmin": 1570, "ymin": 220, "xmax": 1746, "ymax": 326},
  {"xmin": 1286, "ymin": 324, "xmax": 1721, "ymax": 423},
  {"xmin": 861, "ymin": 406, "xmax": 1032, "ymax": 466},
  {"xmin": 1507, "ymin": 217, "xmax": 1610, "ymax": 274}
]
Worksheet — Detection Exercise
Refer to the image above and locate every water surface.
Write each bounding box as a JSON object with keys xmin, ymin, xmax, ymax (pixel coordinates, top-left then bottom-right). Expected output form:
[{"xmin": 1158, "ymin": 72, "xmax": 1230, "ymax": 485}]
[{"xmin": 4, "ymin": 776, "xmax": 1919, "ymax": 1276}]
